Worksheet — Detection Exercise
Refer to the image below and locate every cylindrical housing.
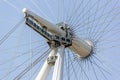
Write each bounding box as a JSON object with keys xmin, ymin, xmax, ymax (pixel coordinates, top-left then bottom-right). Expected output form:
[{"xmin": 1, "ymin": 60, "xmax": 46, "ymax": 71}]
[
  {"xmin": 69, "ymin": 38, "xmax": 92, "ymax": 57},
  {"xmin": 22, "ymin": 8, "xmax": 65, "ymax": 36},
  {"xmin": 22, "ymin": 8, "xmax": 92, "ymax": 58}
]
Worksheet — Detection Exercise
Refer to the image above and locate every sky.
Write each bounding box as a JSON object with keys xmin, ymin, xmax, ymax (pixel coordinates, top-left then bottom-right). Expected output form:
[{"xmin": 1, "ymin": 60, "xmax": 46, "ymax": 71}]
[{"xmin": 0, "ymin": 0, "xmax": 120, "ymax": 80}]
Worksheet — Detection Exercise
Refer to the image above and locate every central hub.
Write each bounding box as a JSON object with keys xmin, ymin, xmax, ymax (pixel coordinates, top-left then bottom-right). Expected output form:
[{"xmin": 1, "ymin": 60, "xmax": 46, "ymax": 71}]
[
  {"xmin": 23, "ymin": 8, "xmax": 93, "ymax": 58},
  {"xmin": 56, "ymin": 22, "xmax": 94, "ymax": 58}
]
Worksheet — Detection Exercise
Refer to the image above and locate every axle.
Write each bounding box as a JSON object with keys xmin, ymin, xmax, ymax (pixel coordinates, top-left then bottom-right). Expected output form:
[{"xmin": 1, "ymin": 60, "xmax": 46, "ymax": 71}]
[{"xmin": 22, "ymin": 8, "xmax": 93, "ymax": 58}]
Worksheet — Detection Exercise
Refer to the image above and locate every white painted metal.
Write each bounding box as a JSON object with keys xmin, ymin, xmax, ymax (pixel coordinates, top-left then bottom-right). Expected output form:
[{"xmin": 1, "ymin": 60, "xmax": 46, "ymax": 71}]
[
  {"xmin": 22, "ymin": 8, "xmax": 93, "ymax": 58},
  {"xmin": 23, "ymin": 8, "xmax": 94, "ymax": 80},
  {"xmin": 22, "ymin": 8, "xmax": 65, "ymax": 36},
  {"xmin": 35, "ymin": 60, "xmax": 52, "ymax": 80},
  {"xmin": 35, "ymin": 48, "xmax": 58, "ymax": 80},
  {"xmin": 52, "ymin": 45, "xmax": 65, "ymax": 80},
  {"xmin": 70, "ymin": 38, "xmax": 92, "ymax": 57}
]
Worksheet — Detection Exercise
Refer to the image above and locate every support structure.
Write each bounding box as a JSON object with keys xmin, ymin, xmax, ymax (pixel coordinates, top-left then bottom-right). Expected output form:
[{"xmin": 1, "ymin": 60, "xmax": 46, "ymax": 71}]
[
  {"xmin": 22, "ymin": 8, "xmax": 94, "ymax": 80},
  {"xmin": 35, "ymin": 48, "xmax": 58, "ymax": 80},
  {"xmin": 35, "ymin": 45, "xmax": 65, "ymax": 80},
  {"xmin": 35, "ymin": 59, "xmax": 52, "ymax": 80},
  {"xmin": 52, "ymin": 45, "xmax": 65, "ymax": 80}
]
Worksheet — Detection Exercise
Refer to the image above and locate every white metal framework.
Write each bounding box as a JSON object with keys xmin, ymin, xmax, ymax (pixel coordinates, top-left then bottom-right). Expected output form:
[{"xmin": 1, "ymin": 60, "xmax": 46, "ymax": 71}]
[
  {"xmin": 1, "ymin": 0, "xmax": 120, "ymax": 80},
  {"xmin": 23, "ymin": 8, "xmax": 94, "ymax": 80}
]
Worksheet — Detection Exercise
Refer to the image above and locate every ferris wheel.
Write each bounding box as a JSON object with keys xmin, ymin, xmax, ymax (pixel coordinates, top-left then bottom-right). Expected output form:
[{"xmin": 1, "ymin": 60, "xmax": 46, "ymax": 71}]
[{"xmin": 0, "ymin": 0, "xmax": 120, "ymax": 80}]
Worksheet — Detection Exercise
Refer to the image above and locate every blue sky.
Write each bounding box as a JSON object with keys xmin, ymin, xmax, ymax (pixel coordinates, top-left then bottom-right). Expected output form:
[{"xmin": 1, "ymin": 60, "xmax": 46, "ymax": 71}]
[{"xmin": 0, "ymin": 0, "xmax": 120, "ymax": 80}]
